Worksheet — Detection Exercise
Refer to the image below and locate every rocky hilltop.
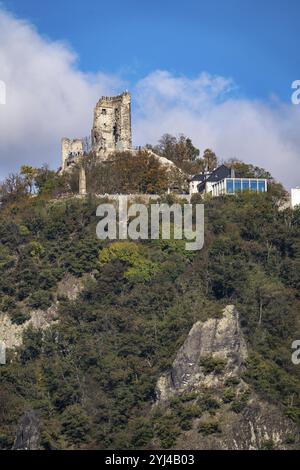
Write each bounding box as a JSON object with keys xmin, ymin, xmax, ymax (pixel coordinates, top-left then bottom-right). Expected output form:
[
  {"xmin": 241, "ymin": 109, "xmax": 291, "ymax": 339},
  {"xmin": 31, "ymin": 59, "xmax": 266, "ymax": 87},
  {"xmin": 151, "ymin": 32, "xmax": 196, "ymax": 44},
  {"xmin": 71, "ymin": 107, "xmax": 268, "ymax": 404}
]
[{"xmin": 156, "ymin": 306, "xmax": 297, "ymax": 450}]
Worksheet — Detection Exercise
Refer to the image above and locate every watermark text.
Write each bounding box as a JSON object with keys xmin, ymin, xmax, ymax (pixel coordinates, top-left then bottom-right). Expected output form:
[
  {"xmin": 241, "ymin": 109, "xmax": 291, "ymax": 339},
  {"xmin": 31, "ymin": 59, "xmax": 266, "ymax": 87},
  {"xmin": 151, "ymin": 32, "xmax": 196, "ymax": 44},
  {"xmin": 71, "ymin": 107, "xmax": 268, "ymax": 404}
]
[
  {"xmin": 96, "ymin": 196, "xmax": 204, "ymax": 251},
  {"xmin": 292, "ymin": 340, "xmax": 300, "ymax": 365},
  {"xmin": 291, "ymin": 80, "xmax": 300, "ymax": 105},
  {"xmin": 0, "ymin": 80, "xmax": 6, "ymax": 105}
]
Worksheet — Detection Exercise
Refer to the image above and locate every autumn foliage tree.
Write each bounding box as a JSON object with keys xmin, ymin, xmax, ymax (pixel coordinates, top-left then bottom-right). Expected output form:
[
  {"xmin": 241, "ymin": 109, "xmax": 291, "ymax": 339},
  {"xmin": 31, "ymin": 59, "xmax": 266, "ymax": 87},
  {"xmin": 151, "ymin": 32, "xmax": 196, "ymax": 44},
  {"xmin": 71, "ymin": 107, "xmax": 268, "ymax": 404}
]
[
  {"xmin": 79, "ymin": 150, "xmax": 183, "ymax": 194},
  {"xmin": 148, "ymin": 134, "xmax": 203, "ymax": 174}
]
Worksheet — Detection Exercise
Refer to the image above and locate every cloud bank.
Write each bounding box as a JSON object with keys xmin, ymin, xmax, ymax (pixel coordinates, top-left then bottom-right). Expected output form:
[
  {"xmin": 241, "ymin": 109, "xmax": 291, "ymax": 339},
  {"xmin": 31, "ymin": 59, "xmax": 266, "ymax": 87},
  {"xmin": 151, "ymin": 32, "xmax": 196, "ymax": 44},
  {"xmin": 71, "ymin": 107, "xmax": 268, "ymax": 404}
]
[
  {"xmin": 1, "ymin": 9, "xmax": 300, "ymax": 188},
  {"xmin": 134, "ymin": 71, "xmax": 300, "ymax": 189},
  {"xmin": 0, "ymin": 9, "xmax": 123, "ymax": 177}
]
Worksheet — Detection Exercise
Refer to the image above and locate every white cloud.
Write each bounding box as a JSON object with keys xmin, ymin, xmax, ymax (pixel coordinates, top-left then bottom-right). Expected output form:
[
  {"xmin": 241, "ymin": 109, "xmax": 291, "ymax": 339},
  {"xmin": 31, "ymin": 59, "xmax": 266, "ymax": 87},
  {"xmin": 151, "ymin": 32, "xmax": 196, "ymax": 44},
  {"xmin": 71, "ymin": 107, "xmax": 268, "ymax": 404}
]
[
  {"xmin": 0, "ymin": 9, "xmax": 123, "ymax": 178},
  {"xmin": 0, "ymin": 9, "xmax": 299, "ymax": 189},
  {"xmin": 133, "ymin": 70, "xmax": 300, "ymax": 189}
]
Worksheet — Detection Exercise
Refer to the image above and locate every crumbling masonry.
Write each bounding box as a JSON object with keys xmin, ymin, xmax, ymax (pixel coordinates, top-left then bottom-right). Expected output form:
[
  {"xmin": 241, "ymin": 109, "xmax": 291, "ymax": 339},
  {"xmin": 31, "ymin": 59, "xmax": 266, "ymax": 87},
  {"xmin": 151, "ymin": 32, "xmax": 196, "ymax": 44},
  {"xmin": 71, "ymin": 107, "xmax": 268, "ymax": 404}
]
[
  {"xmin": 61, "ymin": 139, "xmax": 84, "ymax": 171},
  {"xmin": 92, "ymin": 91, "xmax": 132, "ymax": 157},
  {"xmin": 61, "ymin": 91, "xmax": 132, "ymax": 171}
]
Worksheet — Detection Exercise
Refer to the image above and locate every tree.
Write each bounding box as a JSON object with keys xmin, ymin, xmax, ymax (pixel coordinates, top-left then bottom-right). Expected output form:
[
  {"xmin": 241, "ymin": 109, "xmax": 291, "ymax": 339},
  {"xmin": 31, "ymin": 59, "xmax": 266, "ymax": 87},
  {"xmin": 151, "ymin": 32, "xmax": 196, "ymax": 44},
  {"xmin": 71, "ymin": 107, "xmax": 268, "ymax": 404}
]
[
  {"xmin": 20, "ymin": 165, "xmax": 38, "ymax": 194},
  {"xmin": 61, "ymin": 405, "xmax": 90, "ymax": 445},
  {"xmin": 150, "ymin": 134, "xmax": 203, "ymax": 174},
  {"xmin": 226, "ymin": 159, "xmax": 272, "ymax": 179},
  {"xmin": 156, "ymin": 134, "xmax": 178, "ymax": 162},
  {"xmin": 83, "ymin": 150, "xmax": 171, "ymax": 194},
  {"xmin": 0, "ymin": 173, "xmax": 27, "ymax": 205},
  {"xmin": 203, "ymin": 149, "xmax": 218, "ymax": 172},
  {"xmin": 35, "ymin": 165, "xmax": 68, "ymax": 197}
]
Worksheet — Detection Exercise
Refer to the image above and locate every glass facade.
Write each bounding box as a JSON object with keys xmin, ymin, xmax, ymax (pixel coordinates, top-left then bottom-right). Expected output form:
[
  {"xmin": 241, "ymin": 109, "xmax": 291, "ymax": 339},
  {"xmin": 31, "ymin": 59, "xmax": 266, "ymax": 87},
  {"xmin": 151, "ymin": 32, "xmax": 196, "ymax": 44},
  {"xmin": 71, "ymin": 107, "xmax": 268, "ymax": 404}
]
[
  {"xmin": 235, "ymin": 179, "xmax": 242, "ymax": 192},
  {"xmin": 242, "ymin": 180, "xmax": 249, "ymax": 191},
  {"xmin": 212, "ymin": 178, "xmax": 267, "ymax": 197},
  {"xmin": 258, "ymin": 180, "xmax": 266, "ymax": 192},
  {"xmin": 226, "ymin": 179, "xmax": 234, "ymax": 193}
]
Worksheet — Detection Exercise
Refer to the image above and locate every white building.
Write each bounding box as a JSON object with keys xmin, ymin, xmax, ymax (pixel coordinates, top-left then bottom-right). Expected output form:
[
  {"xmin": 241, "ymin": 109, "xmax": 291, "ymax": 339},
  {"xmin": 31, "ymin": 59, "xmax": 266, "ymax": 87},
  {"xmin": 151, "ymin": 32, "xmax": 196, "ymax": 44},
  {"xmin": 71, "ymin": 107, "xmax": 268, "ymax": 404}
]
[
  {"xmin": 211, "ymin": 177, "xmax": 267, "ymax": 197},
  {"xmin": 189, "ymin": 165, "xmax": 267, "ymax": 197},
  {"xmin": 291, "ymin": 188, "xmax": 300, "ymax": 209},
  {"xmin": 189, "ymin": 174, "xmax": 207, "ymax": 194}
]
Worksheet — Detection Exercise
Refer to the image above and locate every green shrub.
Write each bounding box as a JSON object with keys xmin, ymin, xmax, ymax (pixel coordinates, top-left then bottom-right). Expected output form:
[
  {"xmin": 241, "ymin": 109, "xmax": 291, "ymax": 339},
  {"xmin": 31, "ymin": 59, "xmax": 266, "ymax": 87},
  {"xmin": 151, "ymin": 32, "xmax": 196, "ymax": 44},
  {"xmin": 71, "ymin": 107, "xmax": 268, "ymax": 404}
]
[
  {"xmin": 223, "ymin": 388, "xmax": 236, "ymax": 403},
  {"xmin": 178, "ymin": 392, "xmax": 198, "ymax": 403},
  {"xmin": 199, "ymin": 356, "xmax": 226, "ymax": 374},
  {"xmin": 178, "ymin": 404, "xmax": 201, "ymax": 430},
  {"xmin": 285, "ymin": 406, "xmax": 300, "ymax": 422},
  {"xmin": 61, "ymin": 405, "xmax": 90, "ymax": 444},
  {"xmin": 230, "ymin": 390, "xmax": 250, "ymax": 413},
  {"xmin": 99, "ymin": 241, "xmax": 159, "ymax": 283},
  {"xmin": 0, "ymin": 295, "xmax": 16, "ymax": 312},
  {"xmin": 28, "ymin": 241, "xmax": 45, "ymax": 258},
  {"xmin": 27, "ymin": 290, "xmax": 52, "ymax": 310},
  {"xmin": 198, "ymin": 395, "xmax": 220, "ymax": 413},
  {"xmin": 198, "ymin": 421, "xmax": 221, "ymax": 435},
  {"xmin": 129, "ymin": 417, "xmax": 154, "ymax": 447},
  {"xmin": 224, "ymin": 376, "xmax": 240, "ymax": 387},
  {"xmin": 0, "ymin": 245, "xmax": 15, "ymax": 269},
  {"xmin": 260, "ymin": 439, "xmax": 275, "ymax": 450},
  {"xmin": 9, "ymin": 307, "xmax": 30, "ymax": 325},
  {"xmin": 155, "ymin": 413, "xmax": 181, "ymax": 449},
  {"xmin": 18, "ymin": 225, "xmax": 30, "ymax": 237},
  {"xmin": 285, "ymin": 435, "xmax": 295, "ymax": 445}
]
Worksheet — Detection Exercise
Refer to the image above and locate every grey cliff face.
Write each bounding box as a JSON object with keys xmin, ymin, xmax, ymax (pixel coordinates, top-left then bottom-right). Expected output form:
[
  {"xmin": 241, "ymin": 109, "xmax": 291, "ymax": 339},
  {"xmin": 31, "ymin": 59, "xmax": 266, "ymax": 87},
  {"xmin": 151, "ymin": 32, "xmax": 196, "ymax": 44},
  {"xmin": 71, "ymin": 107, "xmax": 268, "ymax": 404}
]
[
  {"xmin": 156, "ymin": 305, "xmax": 297, "ymax": 450},
  {"xmin": 13, "ymin": 410, "xmax": 41, "ymax": 450},
  {"xmin": 157, "ymin": 305, "xmax": 247, "ymax": 401}
]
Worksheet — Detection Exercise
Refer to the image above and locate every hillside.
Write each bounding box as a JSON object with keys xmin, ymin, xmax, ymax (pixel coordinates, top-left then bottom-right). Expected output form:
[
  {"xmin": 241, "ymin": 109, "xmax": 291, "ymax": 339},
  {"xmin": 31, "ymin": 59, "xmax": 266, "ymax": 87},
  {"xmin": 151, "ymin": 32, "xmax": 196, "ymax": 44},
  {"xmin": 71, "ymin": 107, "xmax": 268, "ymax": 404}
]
[{"xmin": 0, "ymin": 166, "xmax": 300, "ymax": 450}]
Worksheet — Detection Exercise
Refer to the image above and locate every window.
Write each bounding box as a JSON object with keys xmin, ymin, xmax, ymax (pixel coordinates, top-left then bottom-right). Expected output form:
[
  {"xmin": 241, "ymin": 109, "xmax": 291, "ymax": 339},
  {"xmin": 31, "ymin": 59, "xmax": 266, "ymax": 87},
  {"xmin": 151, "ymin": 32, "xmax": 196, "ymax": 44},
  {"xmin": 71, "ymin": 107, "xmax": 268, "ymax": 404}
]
[
  {"xmin": 101, "ymin": 108, "xmax": 107, "ymax": 115},
  {"xmin": 258, "ymin": 180, "xmax": 266, "ymax": 192},
  {"xmin": 234, "ymin": 179, "xmax": 242, "ymax": 192},
  {"xmin": 226, "ymin": 179, "xmax": 234, "ymax": 194},
  {"xmin": 250, "ymin": 180, "xmax": 258, "ymax": 192},
  {"xmin": 242, "ymin": 179, "xmax": 249, "ymax": 191}
]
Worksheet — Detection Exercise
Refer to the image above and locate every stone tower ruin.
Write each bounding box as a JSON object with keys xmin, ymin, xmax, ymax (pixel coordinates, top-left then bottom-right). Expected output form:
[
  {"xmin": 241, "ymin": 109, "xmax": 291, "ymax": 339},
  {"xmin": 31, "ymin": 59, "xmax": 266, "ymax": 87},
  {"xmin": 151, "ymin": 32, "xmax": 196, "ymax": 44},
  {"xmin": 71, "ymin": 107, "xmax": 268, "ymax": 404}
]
[
  {"xmin": 91, "ymin": 91, "xmax": 132, "ymax": 158},
  {"xmin": 61, "ymin": 138, "xmax": 84, "ymax": 171},
  {"xmin": 60, "ymin": 91, "xmax": 132, "ymax": 172}
]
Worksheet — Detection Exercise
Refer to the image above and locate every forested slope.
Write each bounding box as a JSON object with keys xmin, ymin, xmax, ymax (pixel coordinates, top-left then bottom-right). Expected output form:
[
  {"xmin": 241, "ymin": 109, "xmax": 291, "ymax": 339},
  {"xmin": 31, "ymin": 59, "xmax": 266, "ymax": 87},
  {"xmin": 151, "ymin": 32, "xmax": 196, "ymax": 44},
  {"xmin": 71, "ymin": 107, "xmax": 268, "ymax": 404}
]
[{"xmin": 0, "ymin": 168, "xmax": 299, "ymax": 449}]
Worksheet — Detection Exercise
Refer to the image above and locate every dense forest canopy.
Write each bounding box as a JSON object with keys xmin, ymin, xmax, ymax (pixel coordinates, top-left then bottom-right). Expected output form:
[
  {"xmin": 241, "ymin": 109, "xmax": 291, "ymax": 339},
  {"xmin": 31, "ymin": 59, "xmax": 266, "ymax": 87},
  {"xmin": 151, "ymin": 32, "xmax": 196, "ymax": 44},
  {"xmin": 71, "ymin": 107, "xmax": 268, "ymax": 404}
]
[{"xmin": 0, "ymin": 141, "xmax": 299, "ymax": 449}]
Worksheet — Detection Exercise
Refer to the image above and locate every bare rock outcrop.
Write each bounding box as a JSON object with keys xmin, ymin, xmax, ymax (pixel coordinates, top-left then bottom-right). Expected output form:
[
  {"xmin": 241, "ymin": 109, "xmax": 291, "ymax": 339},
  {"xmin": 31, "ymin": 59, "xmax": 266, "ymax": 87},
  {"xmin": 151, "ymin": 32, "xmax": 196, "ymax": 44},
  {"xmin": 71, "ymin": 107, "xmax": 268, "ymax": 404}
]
[
  {"xmin": 0, "ymin": 274, "xmax": 89, "ymax": 350},
  {"xmin": 157, "ymin": 305, "xmax": 247, "ymax": 401},
  {"xmin": 155, "ymin": 305, "xmax": 297, "ymax": 450},
  {"xmin": 0, "ymin": 307, "xmax": 57, "ymax": 349},
  {"xmin": 13, "ymin": 410, "xmax": 41, "ymax": 450}
]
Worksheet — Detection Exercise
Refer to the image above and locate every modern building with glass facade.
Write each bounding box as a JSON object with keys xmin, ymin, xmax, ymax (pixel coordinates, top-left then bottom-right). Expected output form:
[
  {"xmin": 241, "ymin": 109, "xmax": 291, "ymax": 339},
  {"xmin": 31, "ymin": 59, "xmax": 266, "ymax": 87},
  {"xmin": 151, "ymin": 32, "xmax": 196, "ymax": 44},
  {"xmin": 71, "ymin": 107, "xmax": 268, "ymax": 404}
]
[
  {"xmin": 211, "ymin": 177, "xmax": 267, "ymax": 197},
  {"xmin": 189, "ymin": 165, "xmax": 268, "ymax": 197}
]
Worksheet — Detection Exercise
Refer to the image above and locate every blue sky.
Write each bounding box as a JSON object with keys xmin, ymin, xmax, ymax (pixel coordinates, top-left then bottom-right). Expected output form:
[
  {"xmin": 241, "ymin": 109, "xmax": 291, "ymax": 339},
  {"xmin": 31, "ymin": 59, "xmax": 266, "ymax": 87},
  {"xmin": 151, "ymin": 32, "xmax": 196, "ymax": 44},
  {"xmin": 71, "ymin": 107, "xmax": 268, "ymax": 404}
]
[
  {"xmin": 0, "ymin": 0, "xmax": 300, "ymax": 187},
  {"xmin": 4, "ymin": 0, "xmax": 300, "ymax": 101}
]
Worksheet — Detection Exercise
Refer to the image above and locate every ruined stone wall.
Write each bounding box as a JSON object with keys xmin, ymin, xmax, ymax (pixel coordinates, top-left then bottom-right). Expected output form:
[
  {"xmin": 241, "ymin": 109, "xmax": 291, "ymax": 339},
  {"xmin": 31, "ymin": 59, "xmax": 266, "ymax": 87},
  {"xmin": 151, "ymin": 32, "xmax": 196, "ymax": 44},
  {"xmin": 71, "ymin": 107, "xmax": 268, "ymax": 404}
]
[
  {"xmin": 91, "ymin": 91, "xmax": 132, "ymax": 158},
  {"xmin": 61, "ymin": 138, "xmax": 84, "ymax": 170},
  {"xmin": 79, "ymin": 166, "xmax": 87, "ymax": 196},
  {"xmin": 60, "ymin": 92, "xmax": 132, "ymax": 172}
]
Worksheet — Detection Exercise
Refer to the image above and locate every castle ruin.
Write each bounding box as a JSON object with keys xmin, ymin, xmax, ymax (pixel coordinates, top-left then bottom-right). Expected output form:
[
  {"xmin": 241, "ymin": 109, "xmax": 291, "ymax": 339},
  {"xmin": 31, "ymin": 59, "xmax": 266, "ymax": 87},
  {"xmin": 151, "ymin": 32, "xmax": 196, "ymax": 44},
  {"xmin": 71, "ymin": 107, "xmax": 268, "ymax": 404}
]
[
  {"xmin": 61, "ymin": 91, "xmax": 132, "ymax": 171},
  {"xmin": 61, "ymin": 138, "xmax": 84, "ymax": 171},
  {"xmin": 92, "ymin": 91, "xmax": 132, "ymax": 157}
]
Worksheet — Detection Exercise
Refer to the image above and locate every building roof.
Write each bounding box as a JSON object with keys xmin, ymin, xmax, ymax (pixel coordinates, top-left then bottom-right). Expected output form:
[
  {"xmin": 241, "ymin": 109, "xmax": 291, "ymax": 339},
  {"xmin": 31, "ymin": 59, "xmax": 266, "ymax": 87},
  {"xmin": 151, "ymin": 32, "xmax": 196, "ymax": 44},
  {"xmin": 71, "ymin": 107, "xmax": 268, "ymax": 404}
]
[
  {"xmin": 190, "ymin": 174, "xmax": 207, "ymax": 182},
  {"xmin": 197, "ymin": 165, "xmax": 233, "ymax": 192},
  {"xmin": 205, "ymin": 164, "xmax": 232, "ymax": 182}
]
